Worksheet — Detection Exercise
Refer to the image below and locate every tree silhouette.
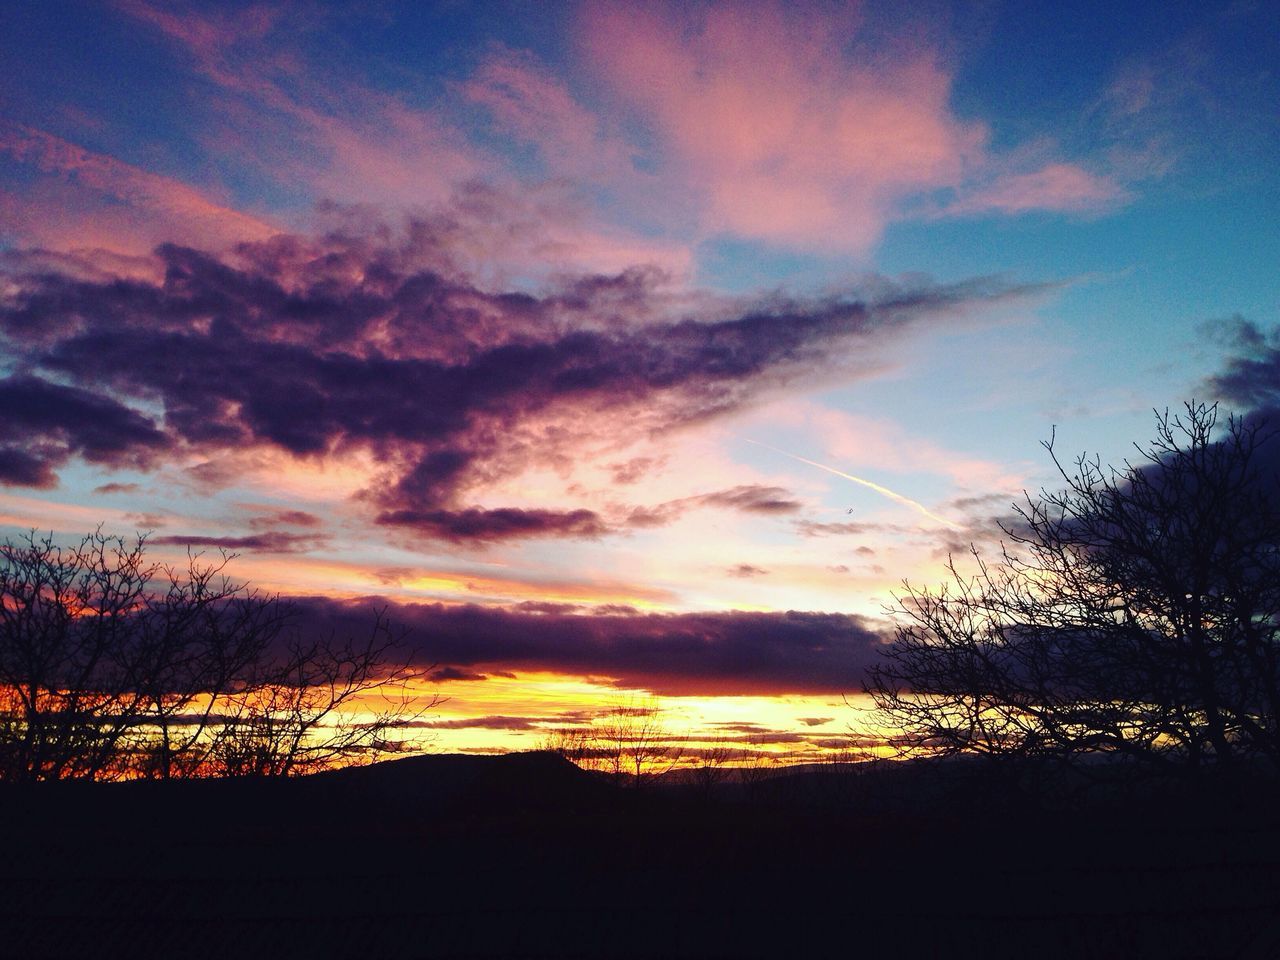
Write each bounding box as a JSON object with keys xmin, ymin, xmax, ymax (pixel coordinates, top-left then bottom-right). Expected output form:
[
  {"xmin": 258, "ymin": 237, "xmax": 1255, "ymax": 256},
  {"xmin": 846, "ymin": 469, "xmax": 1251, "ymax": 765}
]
[
  {"xmin": 866, "ymin": 403, "xmax": 1280, "ymax": 782},
  {"xmin": 0, "ymin": 531, "xmax": 435, "ymax": 780},
  {"xmin": 206, "ymin": 608, "xmax": 430, "ymax": 777},
  {"xmin": 542, "ymin": 695, "xmax": 683, "ymax": 788}
]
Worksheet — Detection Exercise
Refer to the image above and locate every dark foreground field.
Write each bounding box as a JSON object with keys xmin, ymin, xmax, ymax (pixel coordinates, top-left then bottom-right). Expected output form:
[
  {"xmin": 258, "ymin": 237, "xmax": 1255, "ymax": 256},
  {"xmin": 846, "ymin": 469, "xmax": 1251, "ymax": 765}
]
[{"xmin": 2, "ymin": 753, "xmax": 1279, "ymax": 959}]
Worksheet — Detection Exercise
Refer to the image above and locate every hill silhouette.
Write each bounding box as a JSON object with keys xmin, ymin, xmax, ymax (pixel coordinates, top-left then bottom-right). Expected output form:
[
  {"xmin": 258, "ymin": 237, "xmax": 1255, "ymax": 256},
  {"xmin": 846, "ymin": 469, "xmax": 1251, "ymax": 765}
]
[{"xmin": 2, "ymin": 753, "xmax": 1280, "ymax": 959}]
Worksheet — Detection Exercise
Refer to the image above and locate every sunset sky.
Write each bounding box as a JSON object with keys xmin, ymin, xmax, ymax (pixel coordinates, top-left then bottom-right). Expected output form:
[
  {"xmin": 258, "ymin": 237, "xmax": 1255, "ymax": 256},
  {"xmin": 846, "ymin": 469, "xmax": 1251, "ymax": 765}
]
[{"xmin": 1, "ymin": 0, "xmax": 1278, "ymax": 759}]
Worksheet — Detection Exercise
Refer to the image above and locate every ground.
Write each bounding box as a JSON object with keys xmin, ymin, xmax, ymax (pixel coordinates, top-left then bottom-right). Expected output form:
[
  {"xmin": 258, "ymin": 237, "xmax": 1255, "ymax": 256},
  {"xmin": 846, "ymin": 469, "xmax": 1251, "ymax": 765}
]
[{"xmin": 2, "ymin": 753, "xmax": 1277, "ymax": 959}]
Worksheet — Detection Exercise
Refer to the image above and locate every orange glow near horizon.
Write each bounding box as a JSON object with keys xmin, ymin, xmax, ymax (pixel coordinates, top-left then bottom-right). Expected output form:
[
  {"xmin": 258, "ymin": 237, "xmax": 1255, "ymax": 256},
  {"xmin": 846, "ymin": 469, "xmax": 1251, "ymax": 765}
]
[{"xmin": 364, "ymin": 672, "xmax": 891, "ymax": 764}]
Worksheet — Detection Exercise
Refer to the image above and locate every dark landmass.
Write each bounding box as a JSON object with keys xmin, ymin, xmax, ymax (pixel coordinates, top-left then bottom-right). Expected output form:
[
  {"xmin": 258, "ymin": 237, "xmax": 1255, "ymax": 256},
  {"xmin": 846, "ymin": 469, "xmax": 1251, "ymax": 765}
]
[{"xmin": 2, "ymin": 753, "xmax": 1279, "ymax": 959}]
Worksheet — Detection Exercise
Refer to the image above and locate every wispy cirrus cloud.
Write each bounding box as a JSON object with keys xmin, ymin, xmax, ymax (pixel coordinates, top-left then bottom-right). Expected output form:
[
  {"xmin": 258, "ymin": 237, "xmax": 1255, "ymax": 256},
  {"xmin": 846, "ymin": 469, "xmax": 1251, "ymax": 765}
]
[
  {"xmin": 114, "ymin": 2, "xmax": 691, "ymax": 283},
  {"xmin": 577, "ymin": 3, "xmax": 1127, "ymax": 252},
  {"xmin": 118, "ymin": 0, "xmax": 485, "ymax": 211},
  {"xmin": 4, "ymin": 1, "xmax": 1139, "ymax": 275},
  {"xmin": 0, "ymin": 119, "xmax": 278, "ymax": 254},
  {"xmin": 942, "ymin": 161, "xmax": 1126, "ymax": 217},
  {"xmin": 463, "ymin": 47, "xmax": 636, "ymax": 184},
  {"xmin": 579, "ymin": 3, "xmax": 980, "ymax": 253}
]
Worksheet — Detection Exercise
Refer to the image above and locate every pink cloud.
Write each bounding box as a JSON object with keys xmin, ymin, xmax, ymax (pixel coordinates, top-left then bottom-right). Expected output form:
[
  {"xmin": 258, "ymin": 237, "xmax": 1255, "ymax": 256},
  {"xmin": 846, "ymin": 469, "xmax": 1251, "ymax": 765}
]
[
  {"xmin": 578, "ymin": 4, "xmax": 1135, "ymax": 251},
  {"xmin": 121, "ymin": 1, "xmax": 487, "ymax": 212},
  {"xmin": 580, "ymin": 4, "xmax": 986, "ymax": 253},
  {"xmin": 946, "ymin": 162, "xmax": 1127, "ymax": 216},
  {"xmin": 115, "ymin": 3, "xmax": 685, "ymax": 281},
  {"xmin": 464, "ymin": 48, "xmax": 635, "ymax": 182},
  {"xmin": 0, "ymin": 120, "xmax": 277, "ymax": 254}
]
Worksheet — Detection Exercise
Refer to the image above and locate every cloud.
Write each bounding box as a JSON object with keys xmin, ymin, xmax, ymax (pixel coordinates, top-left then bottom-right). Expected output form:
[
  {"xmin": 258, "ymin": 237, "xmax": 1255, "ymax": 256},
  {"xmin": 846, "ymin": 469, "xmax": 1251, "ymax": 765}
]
[
  {"xmin": 609, "ymin": 456, "xmax": 665, "ymax": 485},
  {"xmin": 288, "ymin": 596, "xmax": 891, "ymax": 696},
  {"xmin": 418, "ymin": 715, "xmax": 546, "ymax": 731},
  {"xmin": 700, "ymin": 485, "xmax": 801, "ymax": 514},
  {"xmin": 16, "ymin": 4, "xmax": 691, "ymax": 287},
  {"xmin": 580, "ymin": 4, "xmax": 982, "ymax": 253},
  {"xmin": 0, "ymin": 119, "xmax": 278, "ymax": 253},
  {"xmin": 150, "ymin": 532, "xmax": 328, "ymax": 553},
  {"xmin": 92, "ymin": 482, "xmax": 141, "ymax": 495},
  {"xmin": 1205, "ymin": 316, "xmax": 1280, "ymax": 412},
  {"xmin": 578, "ymin": 3, "xmax": 1129, "ymax": 251},
  {"xmin": 727, "ymin": 564, "xmax": 769, "ymax": 578},
  {"xmin": 0, "ymin": 375, "xmax": 169, "ymax": 488},
  {"xmin": 248, "ymin": 509, "xmax": 322, "ymax": 530},
  {"xmin": 0, "ymin": 224, "xmax": 1034, "ymax": 541},
  {"xmin": 6, "ymin": 2, "xmax": 1146, "ymax": 276},
  {"xmin": 945, "ymin": 492, "xmax": 1018, "ymax": 514},
  {"xmin": 119, "ymin": 0, "xmax": 485, "ymax": 213},
  {"xmin": 1201, "ymin": 319, "xmax": 1280, "ymax": 488},
  {"xmin": 704, "ymin": 722, "xmax": 808, "ymax": 744},
  {"xmin": 794, "ymin": 520, "xmax": 889, "ymax": 538},
  {"xmin": 464, "ymin": 47, "xmax": 635, "ymax": 183},
  {"xmin": 375, "ymin": 507, "xmax": 608, "ymax": 544},
  {"xmin": 944, "ymin": 162, "xmax": 1126, "ymax": 216},
  {"xmin": 626, "ymin": 484, "xmax": 803, "ymax": 530},
  {"xmin": 426, "ymin": 667, "xmax": 493, "ymax": 683}
]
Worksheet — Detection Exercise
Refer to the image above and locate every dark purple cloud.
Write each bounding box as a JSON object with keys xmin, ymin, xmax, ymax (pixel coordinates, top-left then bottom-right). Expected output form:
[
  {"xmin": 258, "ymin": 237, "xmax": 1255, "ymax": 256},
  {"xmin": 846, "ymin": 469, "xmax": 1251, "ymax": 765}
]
[
  {"xmin": 249, "ymin": 509, "xmax": 322, "ymax": 529},
  {"xmin": 1205, "ymin": 316, "xmax": 1280, "ymax": 411},
  {"xmin": 427, "ymin": 666, "xmax": 493, "ymax": 682},
  {"xmin": 513, "ymin": 600, "xmax": 579, "ymax": 614},
  {"xmin": 374, "ymin": 506, "xmax": 608, "ymax": 543},
  {"xmin": 150, "ymin": 531, "xmax": 328, "ymax": 553},
  {"xmin": 0, "ymin": 229, "xmax": 1038, "ymax": 539},
  {"xmin": 0, "ymin": 375, "xmax": 168, "ymax": 488},
  {"xmin": 700, "ymin": 485, "xmax": 800, "ymax": 514},
  {"xmin": 92, "ymin": 481, "xmax": 141, "ymax": 495},
  {"xmin": 287, "ymin": 596, "xmax": 890, "ymax": 695}
]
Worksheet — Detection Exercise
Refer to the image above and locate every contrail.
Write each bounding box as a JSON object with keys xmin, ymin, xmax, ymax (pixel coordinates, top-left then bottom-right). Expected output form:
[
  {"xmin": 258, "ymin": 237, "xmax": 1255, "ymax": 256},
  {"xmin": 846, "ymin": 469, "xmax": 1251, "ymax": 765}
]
[{"xmin": 745, "ymin": 439, "xmax": 963, "ymax": 531}]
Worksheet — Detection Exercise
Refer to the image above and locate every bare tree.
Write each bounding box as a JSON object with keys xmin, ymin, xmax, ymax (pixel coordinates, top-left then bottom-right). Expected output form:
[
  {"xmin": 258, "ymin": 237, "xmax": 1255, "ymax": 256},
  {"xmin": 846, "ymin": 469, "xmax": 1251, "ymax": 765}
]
[
  {"xmin": 687, "ymin": 738, "xmax": 737, "ymax": 797},
  {"xmin": 866, "ymin": 403, "xmax": 1280, "ymax": 781},
  {"xmin": 594, "ymin": 696, "xmax": 683, "ymax": 788},
  {"xmin": 734, "ymin": 735, "xmax": 780, "ymax": 799},
  {"xmin": 541, "ymin": 696, "xmax": 682, "ymax": 788},
  {"xmin": 0, "ymin": 531, "xmax": 266, "ymax": 780},
  {"xmin": 539, "ymin": 725, "xmax": 596, "ymax": 767},
  {"xmin": 207, "ymin": 609, "xmax": 434, "ymax": 777},
  {"xmin": 0, "ymin": 530, "xmax": 435, "ymax": 780},
  {"xmin": 130, "ymin": 553, "xmax": 294, "ymax": 779}
]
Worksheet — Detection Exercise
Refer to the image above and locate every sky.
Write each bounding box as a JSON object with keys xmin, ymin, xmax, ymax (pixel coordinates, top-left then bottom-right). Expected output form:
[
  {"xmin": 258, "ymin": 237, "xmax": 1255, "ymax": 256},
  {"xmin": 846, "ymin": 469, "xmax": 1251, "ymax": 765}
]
[{"xmin": 1, "ymin": 0, "xmax": 1278, "ymax": 760}]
